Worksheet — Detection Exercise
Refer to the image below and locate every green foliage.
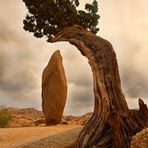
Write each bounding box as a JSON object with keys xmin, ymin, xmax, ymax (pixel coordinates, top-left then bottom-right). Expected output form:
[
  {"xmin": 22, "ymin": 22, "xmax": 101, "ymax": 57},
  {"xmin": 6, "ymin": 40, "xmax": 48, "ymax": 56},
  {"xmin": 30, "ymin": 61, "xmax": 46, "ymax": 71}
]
[
  {"xmin": 23, "ymin": 0, "xmax": 100, "ymax": 42},
  {"xmin": 0, "ymin": 106, "xmax": 12, "ymax": 128}
]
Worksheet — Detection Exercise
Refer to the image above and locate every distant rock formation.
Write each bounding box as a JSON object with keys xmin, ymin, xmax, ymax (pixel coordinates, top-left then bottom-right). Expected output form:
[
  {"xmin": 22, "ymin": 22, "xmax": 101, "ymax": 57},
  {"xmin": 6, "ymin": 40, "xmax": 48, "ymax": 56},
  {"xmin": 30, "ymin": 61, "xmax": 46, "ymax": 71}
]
[
  {"xmin": 42, "ymin": 50, "xmax": 67, "ymax": 125},
  {"xmin": 63, "ymin": 112, "xmax": 92, "ymax": 125},
  {"xmin": 8, "ymin": 108, "xmax": 44, "ymax": 127},
  {"xmin": 7, "ymin": 107, "xmax": 91, "ymax": 128}
]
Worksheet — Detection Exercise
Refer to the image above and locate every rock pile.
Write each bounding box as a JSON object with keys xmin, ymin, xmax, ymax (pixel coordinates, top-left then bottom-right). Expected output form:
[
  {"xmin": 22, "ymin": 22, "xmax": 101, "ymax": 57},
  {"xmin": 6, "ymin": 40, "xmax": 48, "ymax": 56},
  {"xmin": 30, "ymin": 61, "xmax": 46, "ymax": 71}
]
[
  {"xmin": 63, "ymin": 112, "xmax": 92, "ymax": 125},
  {"xmin": 8, "ymin": 108, "xmax": 44, "ymax": 127}
]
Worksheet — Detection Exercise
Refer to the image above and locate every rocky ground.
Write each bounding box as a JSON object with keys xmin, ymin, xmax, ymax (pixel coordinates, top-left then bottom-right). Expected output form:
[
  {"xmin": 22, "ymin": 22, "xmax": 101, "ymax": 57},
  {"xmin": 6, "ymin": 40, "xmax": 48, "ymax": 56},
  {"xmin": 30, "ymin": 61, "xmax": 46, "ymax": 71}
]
[
  {"xmin": 13, "ymin": 126, "xmax": 82, "ymax": 148},
  {"xmin": 7, "ymin": 108, "xmax": 92, "ymax": 127},
  {"xmin": 7, "ymin": 108, "xmax": 45, "ymax": 127},
  {"xmin": 0, "ymin": 125, "xmax": 82, "ymax": 148},
  {"xmin": 0, "ymin": 108, "xmax": 147, "ymax": 148},
  {"xmin": 1, "ymin": 125, "xmax": 147, "ymax": 148}
]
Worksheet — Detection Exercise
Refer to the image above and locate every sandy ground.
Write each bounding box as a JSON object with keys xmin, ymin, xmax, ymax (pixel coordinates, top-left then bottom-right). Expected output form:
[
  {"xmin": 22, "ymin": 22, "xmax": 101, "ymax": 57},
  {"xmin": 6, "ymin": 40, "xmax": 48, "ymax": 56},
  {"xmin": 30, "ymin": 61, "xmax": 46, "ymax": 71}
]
[{"xmin": 0, "ymin": 125, "xmax": 82, "ymax": 148}]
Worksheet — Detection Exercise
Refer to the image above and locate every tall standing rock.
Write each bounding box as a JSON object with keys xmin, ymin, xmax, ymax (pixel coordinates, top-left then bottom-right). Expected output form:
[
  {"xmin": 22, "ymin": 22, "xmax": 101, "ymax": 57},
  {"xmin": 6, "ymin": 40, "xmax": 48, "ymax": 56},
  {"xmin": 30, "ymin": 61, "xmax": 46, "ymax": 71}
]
[{"xmin": 42, "ymin": 50, "xmax": 67, "ymax": 125}]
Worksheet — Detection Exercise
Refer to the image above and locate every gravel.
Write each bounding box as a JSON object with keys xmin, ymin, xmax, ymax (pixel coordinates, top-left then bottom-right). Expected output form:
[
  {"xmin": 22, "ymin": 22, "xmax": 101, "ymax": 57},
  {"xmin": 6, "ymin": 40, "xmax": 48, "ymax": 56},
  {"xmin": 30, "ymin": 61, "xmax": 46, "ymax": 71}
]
[{"xmin": 13, "ymin": 127, "xmax": 82, "ymax": 148}]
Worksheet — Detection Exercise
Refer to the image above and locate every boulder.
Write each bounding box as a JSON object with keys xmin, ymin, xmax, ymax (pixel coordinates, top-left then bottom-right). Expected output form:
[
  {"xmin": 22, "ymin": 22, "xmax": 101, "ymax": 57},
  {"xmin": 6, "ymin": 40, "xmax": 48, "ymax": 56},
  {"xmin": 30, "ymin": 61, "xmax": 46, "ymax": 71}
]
[
  {"xmin": 42, "ymin": 50, "xmax": 67, "ymax": 125},
  {"xmin": 34, "ymin": 118, "xmax": 45, "ymax": 126},
  {"xmin": 131, "ymin": 127, "xmax": 148, "ymax": 148}
]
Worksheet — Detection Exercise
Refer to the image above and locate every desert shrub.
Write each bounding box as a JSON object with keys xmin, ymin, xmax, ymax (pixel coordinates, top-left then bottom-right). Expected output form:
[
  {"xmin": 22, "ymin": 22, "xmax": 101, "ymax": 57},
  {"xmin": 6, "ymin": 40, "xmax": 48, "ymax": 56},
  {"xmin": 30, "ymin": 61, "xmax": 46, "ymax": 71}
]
[{"xmin": 0, "ymin": 106, "xmax": 12, "ymax": 128}]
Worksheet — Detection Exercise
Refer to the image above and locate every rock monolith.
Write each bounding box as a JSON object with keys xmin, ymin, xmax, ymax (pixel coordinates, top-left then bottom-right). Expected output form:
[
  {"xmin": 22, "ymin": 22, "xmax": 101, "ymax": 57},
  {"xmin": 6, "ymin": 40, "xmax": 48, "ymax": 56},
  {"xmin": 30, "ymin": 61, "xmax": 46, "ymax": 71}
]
[{"xmin": 42, "ymin": 50, "xmax": 67, "ymax": 125}]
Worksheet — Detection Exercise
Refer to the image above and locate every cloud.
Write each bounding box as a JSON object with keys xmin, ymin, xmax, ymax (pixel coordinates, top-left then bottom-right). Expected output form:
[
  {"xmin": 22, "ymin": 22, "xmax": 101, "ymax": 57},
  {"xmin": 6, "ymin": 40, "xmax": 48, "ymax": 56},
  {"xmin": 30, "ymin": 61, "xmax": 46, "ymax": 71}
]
[
  {"xmin": 62, "ymin": 48, "xmax": 92, "ymax": 87},
  {"xmin": 0, "ymin": 25, "xmax": 38, "ymax": 100},
  {"xmin": 112, "ymin": 20, "xmax": 148, "ymax": 99},
  {"xmin": 121, "ymin": 66, "xmax": 148, "ymax": 98},
  {"xmin": 0, "ymin": 90, "xmax": 41, "ymax": 109},
  {"xmin": 0, "ymin": 10, "xmax": 47, "ymax": 102},
  {"xmin": 64, "ymin": 83, "xmax": 94, "ymax": 115},
  {"xmin": 98, "ymin": 0, "xmax": 148, "ymax": 101}
]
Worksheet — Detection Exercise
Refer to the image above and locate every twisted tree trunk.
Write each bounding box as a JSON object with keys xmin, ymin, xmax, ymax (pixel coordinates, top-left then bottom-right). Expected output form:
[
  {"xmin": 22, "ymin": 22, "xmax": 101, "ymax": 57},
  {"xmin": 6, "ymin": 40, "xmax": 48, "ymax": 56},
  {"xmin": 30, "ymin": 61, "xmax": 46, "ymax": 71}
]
[{"xmin": 52, "ymin": 25, "xmax": 148, "ymax": 148}]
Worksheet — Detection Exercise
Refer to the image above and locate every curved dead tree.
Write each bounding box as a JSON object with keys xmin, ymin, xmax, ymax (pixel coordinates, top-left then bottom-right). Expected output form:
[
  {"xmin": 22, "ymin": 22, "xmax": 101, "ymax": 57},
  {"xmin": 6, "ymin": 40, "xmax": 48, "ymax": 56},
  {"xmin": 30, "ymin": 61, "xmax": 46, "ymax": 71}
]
[{"xmin": 52, "ymin": 25, "xmax": 148, "ymax": 148}]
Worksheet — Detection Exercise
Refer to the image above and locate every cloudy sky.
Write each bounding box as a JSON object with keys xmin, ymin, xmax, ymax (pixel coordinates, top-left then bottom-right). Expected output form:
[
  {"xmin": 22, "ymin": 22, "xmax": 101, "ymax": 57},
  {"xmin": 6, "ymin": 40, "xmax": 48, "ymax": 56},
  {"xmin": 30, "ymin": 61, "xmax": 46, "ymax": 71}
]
[{"xmin": 0, "ymin": 0, "xmax": 148, "ymax": 115}]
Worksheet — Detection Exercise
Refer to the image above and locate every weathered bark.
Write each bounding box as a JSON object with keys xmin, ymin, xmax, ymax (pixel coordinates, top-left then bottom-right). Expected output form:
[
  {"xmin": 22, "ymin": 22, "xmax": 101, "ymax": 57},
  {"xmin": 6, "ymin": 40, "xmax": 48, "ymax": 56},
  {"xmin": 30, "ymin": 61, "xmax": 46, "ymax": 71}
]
[{"xmin": 52, "ymin": 25, "xmax": 148, "ymax": 148}]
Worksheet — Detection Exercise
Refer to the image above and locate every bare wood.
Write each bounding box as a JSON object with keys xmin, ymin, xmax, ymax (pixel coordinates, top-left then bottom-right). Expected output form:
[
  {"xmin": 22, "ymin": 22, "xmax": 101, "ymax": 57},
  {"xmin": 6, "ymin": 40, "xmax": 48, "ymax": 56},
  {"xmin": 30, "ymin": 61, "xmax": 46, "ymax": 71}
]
[{"xmin": 52, "ymin": 25, "xmax": 148, "ymax": 148}]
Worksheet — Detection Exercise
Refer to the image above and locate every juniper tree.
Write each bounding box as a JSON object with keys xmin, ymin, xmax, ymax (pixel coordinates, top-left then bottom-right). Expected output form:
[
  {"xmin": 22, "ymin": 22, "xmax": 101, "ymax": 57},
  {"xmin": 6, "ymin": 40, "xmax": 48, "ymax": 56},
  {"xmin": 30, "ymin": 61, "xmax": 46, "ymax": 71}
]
[{"xmin": 23, "ymin": 0, "xmax": 100, "ymax": 42}]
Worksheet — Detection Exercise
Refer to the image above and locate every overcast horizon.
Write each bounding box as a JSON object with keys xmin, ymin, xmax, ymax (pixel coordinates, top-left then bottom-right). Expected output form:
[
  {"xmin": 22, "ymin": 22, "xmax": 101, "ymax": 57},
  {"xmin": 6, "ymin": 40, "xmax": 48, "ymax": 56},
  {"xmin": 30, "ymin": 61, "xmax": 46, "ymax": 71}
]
[{"xmin": 0, "ymin": 0, "xmax": 148, "ymax": 115}]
